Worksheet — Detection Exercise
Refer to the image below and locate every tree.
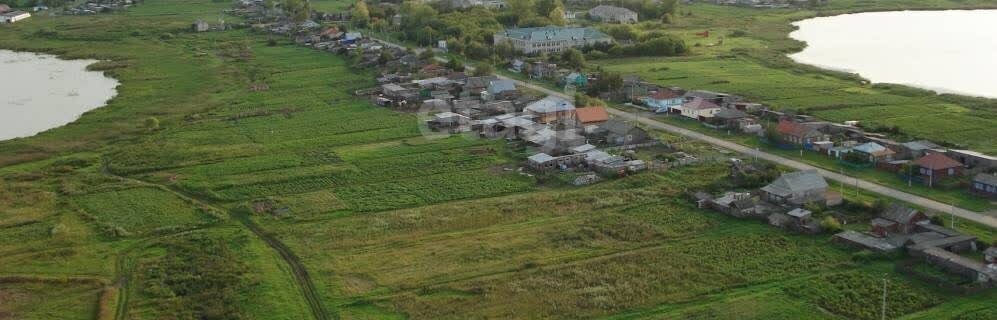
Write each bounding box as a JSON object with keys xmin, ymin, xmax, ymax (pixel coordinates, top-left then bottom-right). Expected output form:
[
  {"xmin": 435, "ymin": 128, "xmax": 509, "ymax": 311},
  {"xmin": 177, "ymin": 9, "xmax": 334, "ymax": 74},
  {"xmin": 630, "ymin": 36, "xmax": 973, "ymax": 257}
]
[
  {"xmin": 445, "ymin": 58, "xmax": 465, "ymax": 72},
  {"xmin": 534, "ymin": 0, "xmax": 561, "ymax": 17},
  {"xmin": 351, "ymin": 0, "xmax": 371, "ymax": 28},
  {"xmin": 284, "ymin": 0, "xmax": 311, "ymax": 23},
  {"xmin": 506, "ymin": 0, "xmax": 536, "ymax": 25},
  {"xmin": 561, "ymin": 48, "xmax": 585, "ymax": 69},
  {"xmin": 418, "ymin": 49, "xmax": 435, "ymax": 61},
  {"xmin": 378, "ymin": 50, "xmax": 394, "ymax": 65},
  {"xmin": 547, "ymin": 6, "xmax": 566, "ymax": 26},
  {"xmin": 472, "ymin": 63, "xmax": 495, "ymax": 76},
  {"xmin": 144, "ymin": 117, "xmax": 160, "ymax": 131},
  {"xmin": 587, "ymin": 72, "xmax": 623, "ymax": 96}
]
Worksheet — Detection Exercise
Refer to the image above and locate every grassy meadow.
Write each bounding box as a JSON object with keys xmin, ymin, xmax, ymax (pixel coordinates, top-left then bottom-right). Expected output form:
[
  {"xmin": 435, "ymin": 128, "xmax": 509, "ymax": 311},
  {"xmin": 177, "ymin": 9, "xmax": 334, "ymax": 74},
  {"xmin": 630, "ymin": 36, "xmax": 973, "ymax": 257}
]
[{"xmin": 0, "ymin": 0, "xmax": 994, "ymax": 319}]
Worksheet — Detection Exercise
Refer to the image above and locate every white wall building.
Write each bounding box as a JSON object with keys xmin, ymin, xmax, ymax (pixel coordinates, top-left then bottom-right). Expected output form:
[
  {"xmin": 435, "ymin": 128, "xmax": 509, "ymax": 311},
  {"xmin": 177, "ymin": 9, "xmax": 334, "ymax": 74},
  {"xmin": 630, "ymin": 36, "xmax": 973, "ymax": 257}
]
[{"xmin": 1, "ymin": 11, "xmax": 31, "ymax": 24}]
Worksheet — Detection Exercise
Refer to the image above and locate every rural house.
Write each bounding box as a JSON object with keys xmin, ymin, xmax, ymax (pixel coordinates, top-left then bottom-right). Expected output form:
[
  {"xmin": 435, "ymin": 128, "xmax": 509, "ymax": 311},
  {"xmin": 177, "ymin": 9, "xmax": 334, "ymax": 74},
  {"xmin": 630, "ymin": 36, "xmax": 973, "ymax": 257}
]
[
  {"xmin": 525, "ymin": 96, "xmax": 576, "ymax": 124},
  {"xmin": 530, "ymin": 61, "xmax": 558, "ymax": 79},
  {"xmin": 485, "ymin": 79, "xmax": 518, "ymax": 100},
  {"xmin": 707, "ymin": 108, "xmax": 750, "ymax": 129},
  {"xmin": 493, "ymin": 26, "xmax": 613, "ymax": 55},
  {"xmin": 913, "ymin": 152, "xmax": 963, "ymax": 186},
  {"xmin": 643, "ymin": 89, "xmax": 684, "ymax": 113},
  {"xmin": 598, "ymin": 119, "xmax": 650, "ymax": 146},
  {"xmin": 563, "ymin": 72, "xmax": 587, "ymax": 87},
  {"xmin": 898, "ymin": 140, "xmax": 942, "ymax": 159},
  {"xmin": 587, "ymin": 5, "xmax": 638, "ymax": 24},
  {"xmin": 944, "ymin": 149, "xmax": 997, "ymax": 170},
  {"xmin": 768, "ymin": 208, "xmax": 820, "ymax": 234},
  {"xmin": 621, "ymin": 76, "xmax": 658, "ymax": 101},
  {"xmin": 680, "ymin": 98, "xmax": 722, "ymax": 120},
  {"xmin": 527, "ymin": 152, "xmax": 586, "ymax": 173},
  {"xmin": 776, "ymin": 119, "xmax": 828, "ymax": 145},
  {"xmin": 851, "ymin": 142, "xmax": 896, "ymax": 163},
  {"xmin": 970, "ymin": 173, "xmax": 997, "ymax": 197},
  {"xmin": 0, "ymin": 10, "xmax": 30, "ymax": 24},
  {"xmin": 760, "ymin": 170, "xmax": 830, "ymax": 206},
  {"xmin": 872, "ymin": 203, "xmax": 928, "ymax": 235},
  {"xmin": 575, "ymin": 106, "xmax": 609, "ymax": 125}
]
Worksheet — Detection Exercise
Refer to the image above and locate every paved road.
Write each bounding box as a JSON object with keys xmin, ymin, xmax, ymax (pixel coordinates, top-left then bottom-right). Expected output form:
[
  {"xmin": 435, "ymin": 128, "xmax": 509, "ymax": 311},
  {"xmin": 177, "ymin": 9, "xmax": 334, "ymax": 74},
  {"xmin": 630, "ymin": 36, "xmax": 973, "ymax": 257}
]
[{"xmin": 371, "ymin": 38, "xmax": 997, "ymax": 228}]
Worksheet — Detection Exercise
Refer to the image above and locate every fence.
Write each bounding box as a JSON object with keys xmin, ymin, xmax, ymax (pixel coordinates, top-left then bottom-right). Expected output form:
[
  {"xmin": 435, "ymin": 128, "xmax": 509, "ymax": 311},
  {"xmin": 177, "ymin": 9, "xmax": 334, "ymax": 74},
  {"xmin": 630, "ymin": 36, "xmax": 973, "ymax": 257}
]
[
  {"xmin": 602, "ymin": 141, "xmax": 660, "ymax": 151},
  {"xmin": 894, "ymin": 259, "xmax": 993, "ymax": 295}
]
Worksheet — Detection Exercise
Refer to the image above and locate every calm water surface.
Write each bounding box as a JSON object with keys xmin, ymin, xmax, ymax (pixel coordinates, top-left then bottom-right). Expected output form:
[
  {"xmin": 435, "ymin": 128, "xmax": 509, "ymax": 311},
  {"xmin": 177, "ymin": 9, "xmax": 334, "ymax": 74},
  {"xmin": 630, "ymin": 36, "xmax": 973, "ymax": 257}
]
[
  {"xmin": 789, "ymin": 10, "xmax": 997, "ymax": 98},
  {"xmin": 0, "ymin": 50, "xmax": 118, "ymax": 141}
]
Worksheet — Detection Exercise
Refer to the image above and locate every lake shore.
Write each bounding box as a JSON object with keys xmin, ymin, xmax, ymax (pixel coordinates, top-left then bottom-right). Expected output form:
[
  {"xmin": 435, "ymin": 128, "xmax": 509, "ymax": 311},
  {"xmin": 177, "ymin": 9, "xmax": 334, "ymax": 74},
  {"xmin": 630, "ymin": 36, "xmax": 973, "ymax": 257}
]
[
  {"xmin": 0, "ymin": 49, "xmax": 119, "ymax": 141},
  {"xmin": 788, "ymin": 10, "xmax": 997, "ymax": 99}
]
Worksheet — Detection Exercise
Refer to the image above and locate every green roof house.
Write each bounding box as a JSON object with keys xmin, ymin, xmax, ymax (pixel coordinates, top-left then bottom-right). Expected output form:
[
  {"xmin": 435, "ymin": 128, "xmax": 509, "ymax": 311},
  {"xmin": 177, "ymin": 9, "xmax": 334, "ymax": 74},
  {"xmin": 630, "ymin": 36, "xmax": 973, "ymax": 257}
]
[{"xmin": 493, "ymin": 26, "xmax": 613, "ymax": 55}]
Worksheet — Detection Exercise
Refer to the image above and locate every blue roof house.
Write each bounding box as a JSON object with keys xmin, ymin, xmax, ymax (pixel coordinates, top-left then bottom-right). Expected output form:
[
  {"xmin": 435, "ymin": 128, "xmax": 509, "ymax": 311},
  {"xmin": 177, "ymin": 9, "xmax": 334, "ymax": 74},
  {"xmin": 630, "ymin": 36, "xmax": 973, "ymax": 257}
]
[
  {"xmin": 563, "ymin": 72, "xmax": 587, "ymax": 87},
  {"xmin": 643, "ymin": 90, "xmax": 684, "ymax": 113}
]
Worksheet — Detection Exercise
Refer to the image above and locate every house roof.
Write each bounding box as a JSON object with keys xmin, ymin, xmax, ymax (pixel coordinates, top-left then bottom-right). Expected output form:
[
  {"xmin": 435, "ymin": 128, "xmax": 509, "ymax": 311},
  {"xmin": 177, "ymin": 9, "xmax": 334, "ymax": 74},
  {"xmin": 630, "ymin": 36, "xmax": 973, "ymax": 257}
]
[
  {"xmin": 714, "ymin": 108, "xmax": 748, "ymax": 120},
  {"xmin": 649, "ymin": 90, "xmax": 682, "ymax": 100},
  {"xmin": 487, "ymin": 80, "xmax": 517, "ymax": 94},
  {"xmin": 465, "ymin": 76, "xmax": 497, "ymax": 88},
  {"xmin": 914, "ymin": 152, "xmax": 962, "ymax": 170},
  {"xmin": 599, "ymin": 119, "xmax": 637, "ymax": 135},
  {"xmin": 526, "ymin": 96, "xmax": 575, "ymax": 113},
  {"xmin": 902, "ymin": 140, "xmax": 941, "ymax": 151},
  {"xmin": 777, "ymin": 119, "xmax": 819, "ymax": 137},
  {"xmin": 761, "ymin": 170, "xmax": 828, "ymax": 197},
  {"xmin": 528, "ymin": 153, "xmax": 555, "ymax": 163},
  {"xmin": 683, "ymin": 90, "xmax": 728, "ymax": 101},
  {"xmin": 320, "ymin": 27, "xmax": 340, "ymax": 36},
  {"xmin": 575, "ymin": 107, "xmax": 609, "ymax": 124},
  {"xmin": 973, "ymin": 173, "xmax": 997, "ymax": 186},
  {"xmin": 495, "ymin": 26, "xmax": 612, "ymax": 43},
  {"xmin": 571, "ymin": 144, "xmax": 596, "ymax": 154},
  {"xmin": 881, "ymin": 203, "xmax": 922, "ymax": 224},
  {"xmin": 852, "ymin": 142, "xmax": 887, "ymax": 154},
  {"xmin": 682, "ymin": 98, "xmax": 720, "ymax": 110},
  {"xmin": 787, "ymin": 208, "xmax": 812, "ymax": 219},
  {"xmin": 588, "ymin": 5, "xmax": 637, "ymax": 18}
]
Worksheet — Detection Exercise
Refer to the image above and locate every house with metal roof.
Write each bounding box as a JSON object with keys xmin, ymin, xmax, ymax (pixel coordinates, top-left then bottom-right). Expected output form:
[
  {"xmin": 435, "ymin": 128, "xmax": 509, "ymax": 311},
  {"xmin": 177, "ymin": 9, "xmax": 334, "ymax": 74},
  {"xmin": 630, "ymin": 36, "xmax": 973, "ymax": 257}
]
[
  {"xmin": 680, "ymin": 98, "xmax": 722, "ymax": 121},
  {"xmin": 760, "ymin": 170, "xmax": 829, "ymax": 205},
  {"xmin": 493, "ymin": 26, "xmax": 613, "ymax": 55},
  {"xmin": 485, "ymin": 80, "xmax": 518, "ymax": 100},
  {"xmin": 587, "ymin": 5, "xmax": 638, "ymax": 24},
  {"xmin": 525, "ymin": 96, "xmax": 576, "ymax": 124},
  {"xmin": 851, "ymin": 142, "xmax": 896, "ymax": 163},
  {"xmin": 970, "ymin": 173, "xmax": 997, "ymax": 197}
]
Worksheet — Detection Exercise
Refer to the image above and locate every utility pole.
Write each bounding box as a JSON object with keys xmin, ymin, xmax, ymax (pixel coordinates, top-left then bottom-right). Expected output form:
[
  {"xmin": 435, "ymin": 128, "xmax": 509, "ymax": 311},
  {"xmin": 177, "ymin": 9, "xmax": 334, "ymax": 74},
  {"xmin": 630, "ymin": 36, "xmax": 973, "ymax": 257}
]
[
  {"xmin": 950, "ymin": 203, "xmax": 955, "ymax": 229},
  {"xmin": 907, "ymin": 164, "xmax": 912, "ymax": 187},
  {"xmin": 881, "ymin": 277, "xmax": 888, "ymax": 320},
  {"xmin": 840, "ymin": 167, "xmax": 845, "ymax": 195}
]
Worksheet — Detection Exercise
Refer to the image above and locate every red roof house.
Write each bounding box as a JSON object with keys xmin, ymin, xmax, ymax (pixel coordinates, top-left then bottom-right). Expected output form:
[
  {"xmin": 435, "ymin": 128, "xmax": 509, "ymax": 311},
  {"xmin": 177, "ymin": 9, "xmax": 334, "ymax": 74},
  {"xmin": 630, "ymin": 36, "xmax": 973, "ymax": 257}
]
[
  {"xmin": 914, "ymin": 153, "xmax": 963, "ymax": 185},
  {"xmin": 776, "ymin": 119, "xmax": 827, "ymax": 145},
  {"xmin": 575, "ymin": 106, "xmax": 609, "ymax": 125}
]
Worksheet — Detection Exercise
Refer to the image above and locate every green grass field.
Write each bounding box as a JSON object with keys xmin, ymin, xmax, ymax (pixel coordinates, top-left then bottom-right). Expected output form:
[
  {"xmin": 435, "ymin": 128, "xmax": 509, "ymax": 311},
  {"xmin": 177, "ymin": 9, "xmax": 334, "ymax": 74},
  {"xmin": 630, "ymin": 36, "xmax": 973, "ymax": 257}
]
[{"xmin": 0, "ymin": 0, "xmax": 995, "ymax": 319}]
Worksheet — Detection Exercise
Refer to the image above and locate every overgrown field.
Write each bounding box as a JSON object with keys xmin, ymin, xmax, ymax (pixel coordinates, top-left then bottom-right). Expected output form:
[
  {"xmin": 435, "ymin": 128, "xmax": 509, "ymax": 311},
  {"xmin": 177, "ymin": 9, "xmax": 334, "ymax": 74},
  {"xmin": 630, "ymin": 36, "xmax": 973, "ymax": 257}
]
[{"xmin": 0, "ymin": 0, "xmax": 994, "ymax": 319}]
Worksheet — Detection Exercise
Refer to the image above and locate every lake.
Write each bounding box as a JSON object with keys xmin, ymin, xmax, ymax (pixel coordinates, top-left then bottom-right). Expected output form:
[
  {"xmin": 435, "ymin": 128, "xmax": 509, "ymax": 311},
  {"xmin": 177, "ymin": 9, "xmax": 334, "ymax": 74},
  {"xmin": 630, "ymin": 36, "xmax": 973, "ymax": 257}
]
[
  {"xmin": 0, "ymin": 50, "xmax": 119, "ymax": 141},
  {"xmin": 789, "ymin": 10, "xmax": 997, "ymax": 99}
]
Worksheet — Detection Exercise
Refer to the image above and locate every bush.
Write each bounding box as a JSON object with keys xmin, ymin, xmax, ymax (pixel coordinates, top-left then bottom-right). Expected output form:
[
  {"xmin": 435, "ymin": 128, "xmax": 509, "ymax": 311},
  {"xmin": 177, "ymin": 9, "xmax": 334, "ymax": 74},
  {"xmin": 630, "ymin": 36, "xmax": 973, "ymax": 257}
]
[{"xmin": 821, "ymin": 216, "xmax": 842, "ymax": 233}]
